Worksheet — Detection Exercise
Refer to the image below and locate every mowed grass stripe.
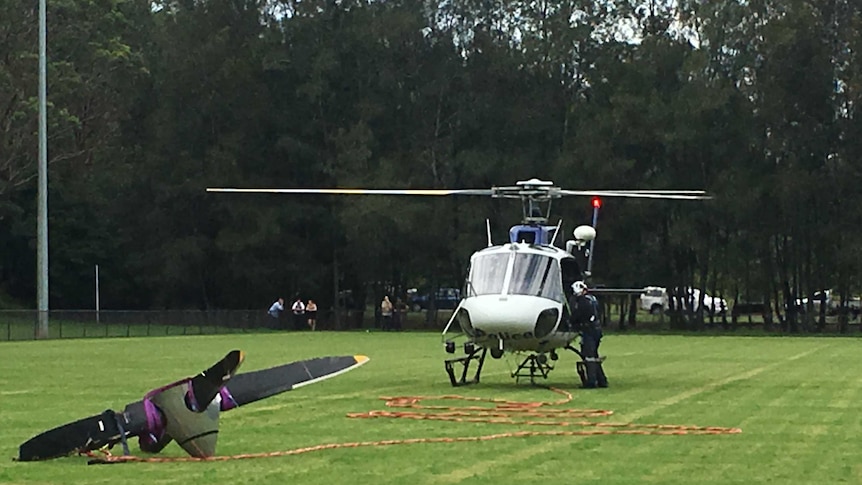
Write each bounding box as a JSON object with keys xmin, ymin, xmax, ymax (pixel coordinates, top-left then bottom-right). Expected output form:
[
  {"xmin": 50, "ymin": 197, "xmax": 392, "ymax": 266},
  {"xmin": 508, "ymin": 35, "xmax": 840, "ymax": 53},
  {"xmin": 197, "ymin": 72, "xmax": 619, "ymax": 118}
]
[
  {"xmin": 619, "ymin": 344, "xmax": 826, "ymax": 423},
  {"xmin": 3, "ymin": 333, "xmax": 862, "ymax": 484}
]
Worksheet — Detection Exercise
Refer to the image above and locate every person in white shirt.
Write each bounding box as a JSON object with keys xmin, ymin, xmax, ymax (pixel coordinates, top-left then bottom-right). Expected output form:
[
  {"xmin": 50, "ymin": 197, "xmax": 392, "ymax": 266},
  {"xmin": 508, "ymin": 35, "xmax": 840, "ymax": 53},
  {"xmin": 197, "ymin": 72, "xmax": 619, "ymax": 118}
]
[{"xmin": 291, "ymin": 298, "xmax": 306, "ymax": 330}]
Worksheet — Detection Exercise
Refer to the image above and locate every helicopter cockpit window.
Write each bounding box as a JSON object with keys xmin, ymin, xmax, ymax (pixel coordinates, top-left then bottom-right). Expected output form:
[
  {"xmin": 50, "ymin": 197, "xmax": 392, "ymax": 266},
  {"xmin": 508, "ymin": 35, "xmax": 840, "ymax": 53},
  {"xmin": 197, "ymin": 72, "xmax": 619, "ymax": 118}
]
[
  {"xmin": 508, "ymin": 253, "xmax": 564, "ymax": 302},
  {"xmin": 467, "ymin": 253, "xmax": 509, "ymax": 296},
  {"xmin": 514, "ymin": 230, "xmax": 536, "ymax": 244}
]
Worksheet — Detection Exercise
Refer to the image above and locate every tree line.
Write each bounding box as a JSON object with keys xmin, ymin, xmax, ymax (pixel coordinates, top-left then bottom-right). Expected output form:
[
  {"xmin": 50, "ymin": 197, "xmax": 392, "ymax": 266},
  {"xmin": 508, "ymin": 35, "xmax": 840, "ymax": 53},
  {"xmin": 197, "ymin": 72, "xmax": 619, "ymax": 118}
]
[{"xmin": 1, "ymin": 0, "xmax": 861, "ymax": 331}]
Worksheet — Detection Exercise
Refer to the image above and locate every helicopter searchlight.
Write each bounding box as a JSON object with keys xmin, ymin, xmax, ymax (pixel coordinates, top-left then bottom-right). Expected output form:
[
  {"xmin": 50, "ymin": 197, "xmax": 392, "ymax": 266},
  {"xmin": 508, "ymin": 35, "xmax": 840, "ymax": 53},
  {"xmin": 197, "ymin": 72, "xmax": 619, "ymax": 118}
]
[{"xmin": 207, "ymin": 178, "xmax": 710, "ymax": 388}]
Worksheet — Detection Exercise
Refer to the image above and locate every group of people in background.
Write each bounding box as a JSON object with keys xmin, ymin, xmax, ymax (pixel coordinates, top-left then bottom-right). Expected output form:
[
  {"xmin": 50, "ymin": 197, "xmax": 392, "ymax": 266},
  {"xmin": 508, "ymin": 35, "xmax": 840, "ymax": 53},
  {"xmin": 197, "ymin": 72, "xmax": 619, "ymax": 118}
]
[
  {"xmin": 268, "ymin": 297, "xmax": 317, "ymax": 331},
  {"xmin": 269, "ymin": 294, "xmax": 406, "ymax": 331}
]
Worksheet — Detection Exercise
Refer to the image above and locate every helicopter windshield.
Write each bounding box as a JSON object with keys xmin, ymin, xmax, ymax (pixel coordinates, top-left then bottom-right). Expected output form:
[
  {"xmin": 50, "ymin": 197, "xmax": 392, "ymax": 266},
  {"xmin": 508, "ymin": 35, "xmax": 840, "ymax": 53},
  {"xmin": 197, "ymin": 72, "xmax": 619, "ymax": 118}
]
[
  {"xmin": 508, "ymin": 253, "xmax": 564, "ymax": 301},
  {"xmin": 467, "ymin": 252, "xmax": 563, "ymax": 302},
  {"xmin": 468, "ymin": 253, "xmax": 509, "ymax": 296}
]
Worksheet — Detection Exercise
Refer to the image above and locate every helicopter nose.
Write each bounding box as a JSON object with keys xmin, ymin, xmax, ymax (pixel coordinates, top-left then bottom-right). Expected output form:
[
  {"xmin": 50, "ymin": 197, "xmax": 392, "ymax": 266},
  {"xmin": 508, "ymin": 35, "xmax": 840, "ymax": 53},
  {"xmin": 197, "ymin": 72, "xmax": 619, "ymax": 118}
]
[{"xmin": 459, "ymin": 295, "xmax": 560, "ymax": 338}]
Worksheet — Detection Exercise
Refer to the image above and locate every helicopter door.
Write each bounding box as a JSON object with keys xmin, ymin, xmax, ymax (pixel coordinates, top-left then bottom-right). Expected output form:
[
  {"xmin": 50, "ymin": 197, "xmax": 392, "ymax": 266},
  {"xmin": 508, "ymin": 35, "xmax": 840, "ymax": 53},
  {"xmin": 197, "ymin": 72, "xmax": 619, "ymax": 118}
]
[{"xmin": 560, "ymin": 258, "xmax": 582, "ymax": 298}]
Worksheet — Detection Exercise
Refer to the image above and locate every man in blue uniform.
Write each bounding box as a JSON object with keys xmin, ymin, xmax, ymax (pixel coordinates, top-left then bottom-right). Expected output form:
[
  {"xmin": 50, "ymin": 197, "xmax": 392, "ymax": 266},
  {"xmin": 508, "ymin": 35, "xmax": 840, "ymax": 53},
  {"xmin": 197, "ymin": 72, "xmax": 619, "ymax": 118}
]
[{"xmin": 569, "ymin": 281, "xmax": 608, "ymax": 388}]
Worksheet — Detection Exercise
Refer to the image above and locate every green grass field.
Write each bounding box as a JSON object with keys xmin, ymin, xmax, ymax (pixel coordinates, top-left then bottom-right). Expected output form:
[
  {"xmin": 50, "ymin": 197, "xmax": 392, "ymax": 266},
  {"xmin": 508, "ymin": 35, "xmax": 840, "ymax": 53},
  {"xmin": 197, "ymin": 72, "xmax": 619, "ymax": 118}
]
[{"xmin": 2, "ymin": 332, "xmax": 861, "ymax": 484}]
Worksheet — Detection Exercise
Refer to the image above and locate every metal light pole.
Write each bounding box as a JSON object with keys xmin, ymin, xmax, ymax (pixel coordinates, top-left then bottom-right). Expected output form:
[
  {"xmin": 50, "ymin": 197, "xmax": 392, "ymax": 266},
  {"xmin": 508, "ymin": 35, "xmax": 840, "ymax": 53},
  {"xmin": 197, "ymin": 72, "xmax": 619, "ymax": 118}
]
[
  {"xmin": 37, "ymin": 0, "xmax": 49, "ymax": 338},
  {"xmin": 95, "ymin": 265, "xmax": 100, "ymax": 324}
]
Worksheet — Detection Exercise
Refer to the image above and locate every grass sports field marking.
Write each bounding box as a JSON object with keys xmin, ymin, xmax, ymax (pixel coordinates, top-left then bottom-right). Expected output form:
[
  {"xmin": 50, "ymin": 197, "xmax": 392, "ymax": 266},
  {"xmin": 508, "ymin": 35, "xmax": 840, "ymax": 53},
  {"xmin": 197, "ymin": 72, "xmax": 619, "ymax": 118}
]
[
  {"xmin": 0, "ymin": 390, "xmax": 32, "ymax": 396},
  {"xmin": 619, "ymin": 344, "xmax": 828, "ymax": 422}
]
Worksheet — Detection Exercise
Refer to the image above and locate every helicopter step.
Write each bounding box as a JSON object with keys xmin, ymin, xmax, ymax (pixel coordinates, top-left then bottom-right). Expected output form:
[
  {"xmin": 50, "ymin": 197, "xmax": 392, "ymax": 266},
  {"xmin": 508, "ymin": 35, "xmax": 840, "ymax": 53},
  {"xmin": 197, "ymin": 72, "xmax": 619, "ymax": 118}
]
[
  {"xmin": 444, "ymin": 345, "xmax": 488, "ymax": 387},
  {"xmin": 511, "ymin": 353, "xmax": 556, "ymax": 384}
]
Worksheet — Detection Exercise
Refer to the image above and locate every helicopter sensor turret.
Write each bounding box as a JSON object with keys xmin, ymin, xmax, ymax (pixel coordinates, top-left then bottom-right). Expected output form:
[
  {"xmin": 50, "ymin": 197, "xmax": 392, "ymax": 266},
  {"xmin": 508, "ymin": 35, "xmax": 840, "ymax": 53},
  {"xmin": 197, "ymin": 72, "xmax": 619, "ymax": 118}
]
[{"xmin": 573, "ymin": 225, "xmax": 597, "ymax": 246}]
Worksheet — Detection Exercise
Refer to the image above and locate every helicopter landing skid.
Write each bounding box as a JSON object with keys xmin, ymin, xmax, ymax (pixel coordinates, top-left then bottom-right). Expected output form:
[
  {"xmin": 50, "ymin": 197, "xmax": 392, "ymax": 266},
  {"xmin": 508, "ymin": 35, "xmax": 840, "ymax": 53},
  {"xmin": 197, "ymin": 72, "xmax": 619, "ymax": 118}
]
[
  {"xmin": 444, "ymin": 347, "xmax": 488, "ymax": 387},
  {"xmin": 511, "ymin": 354, "xmax": 554, "ymax": 384}
]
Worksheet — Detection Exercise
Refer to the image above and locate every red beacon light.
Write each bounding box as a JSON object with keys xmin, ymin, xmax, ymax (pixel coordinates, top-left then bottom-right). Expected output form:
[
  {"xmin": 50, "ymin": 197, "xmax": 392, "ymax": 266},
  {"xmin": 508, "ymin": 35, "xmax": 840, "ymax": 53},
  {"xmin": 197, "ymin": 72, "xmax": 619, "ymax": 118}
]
[{"xmin": 591, "ymin": 196, "xmax": 602, "ymax": 209}]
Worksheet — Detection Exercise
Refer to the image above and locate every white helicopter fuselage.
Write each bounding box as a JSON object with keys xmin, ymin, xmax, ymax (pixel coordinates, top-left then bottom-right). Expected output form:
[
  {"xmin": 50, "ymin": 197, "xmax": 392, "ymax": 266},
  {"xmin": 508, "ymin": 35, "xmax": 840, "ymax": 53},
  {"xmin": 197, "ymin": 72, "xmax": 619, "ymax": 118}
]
[{"xmin": 443, "ymin": 242, "xmax": 580, "ymax": 354}]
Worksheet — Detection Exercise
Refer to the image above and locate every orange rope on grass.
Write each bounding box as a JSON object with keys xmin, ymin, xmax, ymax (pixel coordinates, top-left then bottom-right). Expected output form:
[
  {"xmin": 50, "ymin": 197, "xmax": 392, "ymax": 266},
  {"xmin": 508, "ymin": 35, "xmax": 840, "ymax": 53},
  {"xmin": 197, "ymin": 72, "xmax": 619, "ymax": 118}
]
[
  {"xmin": 347, "ymin": 387, "xmax": 740, "ymax": 434},
  {"xmin": 85, "ymin": 386, "xmax": 741, "ymax": 464}
]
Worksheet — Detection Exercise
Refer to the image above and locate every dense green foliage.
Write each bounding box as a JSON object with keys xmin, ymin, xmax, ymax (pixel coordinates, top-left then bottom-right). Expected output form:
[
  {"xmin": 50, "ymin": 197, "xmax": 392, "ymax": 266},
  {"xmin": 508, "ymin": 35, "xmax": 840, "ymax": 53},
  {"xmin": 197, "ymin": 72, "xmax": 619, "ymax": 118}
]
[
  {"xmin": 3, "ymin": 332, "xmax": 862, "ymax": 483},
  {"xmin": 2, "ymin": 1, "xmax": 861, "ymax": 330}
]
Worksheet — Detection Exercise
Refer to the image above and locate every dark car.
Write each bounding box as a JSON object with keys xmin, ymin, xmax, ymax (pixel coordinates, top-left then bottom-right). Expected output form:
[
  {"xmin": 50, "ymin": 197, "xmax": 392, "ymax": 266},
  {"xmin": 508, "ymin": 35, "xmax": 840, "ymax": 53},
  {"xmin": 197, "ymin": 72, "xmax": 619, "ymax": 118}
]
[{"xmin": 408, "ymin": 288, "xmax": 461, "ymax": 311}]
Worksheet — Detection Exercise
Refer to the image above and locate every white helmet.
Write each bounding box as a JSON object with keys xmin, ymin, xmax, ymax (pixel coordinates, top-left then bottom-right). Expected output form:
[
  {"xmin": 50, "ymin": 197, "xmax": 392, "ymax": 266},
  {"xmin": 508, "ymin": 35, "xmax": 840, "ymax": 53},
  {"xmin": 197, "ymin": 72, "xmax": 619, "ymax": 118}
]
[{"xmin": 571, "ymin": 281, "xmax": 588, "ymax": 296}]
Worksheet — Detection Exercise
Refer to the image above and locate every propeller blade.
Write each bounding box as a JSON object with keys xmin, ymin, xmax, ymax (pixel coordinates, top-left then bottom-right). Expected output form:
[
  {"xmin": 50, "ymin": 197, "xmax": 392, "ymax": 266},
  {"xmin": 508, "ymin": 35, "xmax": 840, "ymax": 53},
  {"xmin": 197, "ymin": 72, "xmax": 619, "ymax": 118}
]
[
  {"xmin": 559, "ymin": 190, "xmax": 711, "ymax": 200},
  {"xmin": 206, "ymin": 188, "xmax": 493, "ymax": 196}
]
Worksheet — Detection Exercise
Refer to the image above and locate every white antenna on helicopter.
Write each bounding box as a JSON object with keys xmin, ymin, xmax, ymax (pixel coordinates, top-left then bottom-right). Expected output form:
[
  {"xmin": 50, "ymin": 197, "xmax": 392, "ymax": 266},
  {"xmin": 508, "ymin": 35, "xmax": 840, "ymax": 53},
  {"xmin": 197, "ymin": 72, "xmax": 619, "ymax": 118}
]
[
  {"xmin": 485, "ymin": 219, "xmax": 493, "ymax": 247},
  {"xmin": 549, "ymin": 218, "xmax": 563, "ymax": 247}
]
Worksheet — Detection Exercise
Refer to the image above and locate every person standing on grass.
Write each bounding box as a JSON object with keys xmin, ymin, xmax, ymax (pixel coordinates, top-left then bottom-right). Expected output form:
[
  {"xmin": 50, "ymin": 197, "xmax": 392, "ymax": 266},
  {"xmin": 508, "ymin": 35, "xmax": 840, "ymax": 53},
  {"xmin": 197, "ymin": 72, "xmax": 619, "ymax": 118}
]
[
  {"xmin": 306, "ymin": 299, "xmax": 318, "ymax": 331},
  {"xmin": 380, "ymin": 296, "xmax": 394, "ymax": 331},
  {"xmin": 569, "ymin": 281, "xmax": 608, "ymax": 389},
  {"xmin": 268, "ymin": 298, "xmax": 284, "ymax": 327},
  {"xmin": 291, "ymin": 297, "xmax": 306, "ymax": 331},
  {"xmin": 394, "ymin": 297, "xmax": 407, "ymax": 331}
]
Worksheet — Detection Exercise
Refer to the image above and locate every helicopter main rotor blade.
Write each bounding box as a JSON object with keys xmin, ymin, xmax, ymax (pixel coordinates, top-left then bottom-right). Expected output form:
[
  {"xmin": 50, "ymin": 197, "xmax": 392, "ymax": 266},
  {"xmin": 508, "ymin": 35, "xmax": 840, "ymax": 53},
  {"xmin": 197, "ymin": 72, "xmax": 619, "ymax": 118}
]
[
  {"xmin": 559, "ymin": 190, "xmax": 711, "ymax": 200},
  {"xmin": 589, "ymin": 190, "xmax": 707, "ymax": 195},
  {"xmin": 206, "ymin": 188, "xmax": 494, "ymax": 196}
]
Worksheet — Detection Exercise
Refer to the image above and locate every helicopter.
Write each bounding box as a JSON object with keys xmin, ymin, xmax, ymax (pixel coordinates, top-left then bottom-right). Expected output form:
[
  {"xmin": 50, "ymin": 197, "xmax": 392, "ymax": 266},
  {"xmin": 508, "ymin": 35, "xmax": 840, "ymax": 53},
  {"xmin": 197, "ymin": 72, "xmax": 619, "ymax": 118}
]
[{"xmin": 206, "ymin": 178, "xmax": 709, "ymax": 387}]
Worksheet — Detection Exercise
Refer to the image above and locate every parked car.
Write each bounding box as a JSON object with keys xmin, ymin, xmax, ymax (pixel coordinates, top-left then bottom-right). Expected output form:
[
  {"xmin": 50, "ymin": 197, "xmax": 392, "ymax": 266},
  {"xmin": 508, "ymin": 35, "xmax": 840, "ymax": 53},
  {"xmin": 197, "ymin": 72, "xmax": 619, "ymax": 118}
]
[
  {"xmin": 796, "ymin": 290, "xmax": 861, "ymax": 316},
  {"xmin": 796, "ymin": 290, "xmax": 835, "ymax": 314},
  {"xmin": 407, "ymin": 287, "xmax": 461, "ymax": 311},
  {"xmin": 639, "ymin": 286, "xmax": 668, "ymax": 315},
  {"xmin": 639, "ymin": 286, "xmax": 727, "ymax": 315}
]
